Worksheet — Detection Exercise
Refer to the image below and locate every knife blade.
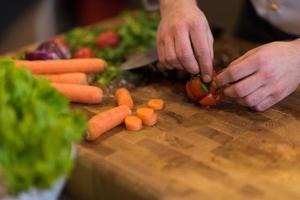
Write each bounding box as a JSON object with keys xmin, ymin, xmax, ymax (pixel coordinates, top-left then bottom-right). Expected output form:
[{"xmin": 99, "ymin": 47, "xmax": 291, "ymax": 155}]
[{"xmin": 120, "ymin": 48, "xmax": 158, "ymax": 70}]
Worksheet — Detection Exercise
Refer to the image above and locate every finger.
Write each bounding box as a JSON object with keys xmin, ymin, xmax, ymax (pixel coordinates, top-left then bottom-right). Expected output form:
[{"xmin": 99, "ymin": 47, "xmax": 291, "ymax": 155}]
[
  {"xmin": 156, "ymin": 37, "xmax": 169, "ymax": 69},
  {"xmin": 215, "ymin": 56, "xmax": 259, "ymax": 88},
  {"xmin": 190, "ymin": 23, "xmax": 213, "ymax": 82},
  {"xmin": 253, "ymin": 96, "xmax": 277, "ymax": 111},
  {"xmin": 253, "ymin": 81, "xmax": 291, "ymax": 111},
  {"xmin": 237, "ymin": 84, "xmax": 272, "ymax": 107},
  {"xmin": 164, "ymin": 36, "xmax": 184, "ymax": 70},
  {"xmin": 162, "ymin": 43, "xmax": 175, "ymax": 70},
  {"xmin": 223, "ymin": 72, "xmax": 267, "ymax": 98},
  {"xmin": 174, "ymin": 27, "xmax": 200, "ymax": 74}
]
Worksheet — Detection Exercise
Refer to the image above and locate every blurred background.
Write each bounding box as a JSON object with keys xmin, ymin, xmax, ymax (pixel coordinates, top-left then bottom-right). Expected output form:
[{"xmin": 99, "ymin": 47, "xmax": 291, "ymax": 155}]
[{"xmin": 0, "ymin": 0, "xmax": 243, "ymax": 54}]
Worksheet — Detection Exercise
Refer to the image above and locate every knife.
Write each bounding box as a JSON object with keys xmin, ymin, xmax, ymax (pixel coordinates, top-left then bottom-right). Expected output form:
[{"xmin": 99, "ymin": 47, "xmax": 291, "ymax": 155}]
[{"xmin": 120, "ymin": 48, "xmax": 158, "ymax": 70}]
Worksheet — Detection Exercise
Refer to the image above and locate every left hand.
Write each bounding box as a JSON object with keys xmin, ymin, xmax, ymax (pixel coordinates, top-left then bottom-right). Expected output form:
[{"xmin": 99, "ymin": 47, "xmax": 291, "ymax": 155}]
[{"xmin": 215, "ymin": 40, "xmax": 300, "ymax": 111}]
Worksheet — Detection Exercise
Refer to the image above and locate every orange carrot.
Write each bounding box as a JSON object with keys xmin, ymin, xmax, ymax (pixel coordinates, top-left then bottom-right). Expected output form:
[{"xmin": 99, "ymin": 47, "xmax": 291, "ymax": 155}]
[
  {"xmin": 136, "ymin": 107, "xmax": 155, "ymax": 120},
  {"xmin": 125, "ymin": 115, "xmax": 142, "ymax": 131},
  {"xmin": 147, "ymin": 99, "xmax": 164, "ymax": 110},
  {"xmin": 51, "ymin": 83, "xmax": 102, "ymax": 104},
  {"xmin": 87, "ymin": 105, "xmax": 132, "ymax": 140},
  {"xmin": 142, "ymin": 113, "xmax": 158, "ymax": 126},
  {"xmin": 115, "ymin": 88, "xmax": 134, "ymax": 109},
  {"xmin": 36, "ymin": 73, "xmax": 88, "ymax": 85},
  {"xmin": 15, "ymin": 58, "xmax": 106, "ymax": 74}
]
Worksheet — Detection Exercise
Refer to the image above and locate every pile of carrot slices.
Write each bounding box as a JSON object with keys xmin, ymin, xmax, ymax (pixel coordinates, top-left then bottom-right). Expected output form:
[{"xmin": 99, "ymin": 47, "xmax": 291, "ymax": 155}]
[
  {"xmin": 15, "ymin": 59, "xmax": 106, "ymax": 104},
  {"xmin": 87, "ymin": 87, "xmax": 165, "ymax": 141}
]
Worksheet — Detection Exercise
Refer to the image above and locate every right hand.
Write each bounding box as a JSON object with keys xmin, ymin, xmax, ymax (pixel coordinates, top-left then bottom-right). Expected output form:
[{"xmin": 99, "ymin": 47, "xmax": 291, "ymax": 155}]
[{"xmin": 157, "ymin": 0, "xmax": 214, "ymax": 82}]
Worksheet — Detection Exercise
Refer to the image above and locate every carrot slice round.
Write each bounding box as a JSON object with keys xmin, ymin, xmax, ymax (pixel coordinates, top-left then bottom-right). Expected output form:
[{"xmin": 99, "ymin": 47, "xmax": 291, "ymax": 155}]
[
  {"xmin": 136, "ymin": 107, "xmax": 155, "ymax": 119},
  {"xmin": 147, "ymin": 99, "xmax": 164, "ymax": 110},
  {"xmin": 125, "ymin": 115, "xmax": 142, "ymax": 131},
  {"xmin": 142, "ymin": 113, "xmax": 158, "ymax": 126}
]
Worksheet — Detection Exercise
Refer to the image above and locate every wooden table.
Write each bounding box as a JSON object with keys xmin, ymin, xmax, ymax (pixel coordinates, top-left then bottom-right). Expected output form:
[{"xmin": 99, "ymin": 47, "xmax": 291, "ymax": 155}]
[{"xmin": 62, "ymin": 38, "xmax": 300, "ymax": 200}]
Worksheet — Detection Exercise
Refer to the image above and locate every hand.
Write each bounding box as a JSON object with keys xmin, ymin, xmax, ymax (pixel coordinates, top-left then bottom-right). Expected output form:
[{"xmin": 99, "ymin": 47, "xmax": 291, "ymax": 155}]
[
  {"xmin": 215, "ymin": 40, "xmax": 300, "ymax": 111},
  {"xmin": 157, "ymin": 0, "xmax": 214, "ymax": 82}
]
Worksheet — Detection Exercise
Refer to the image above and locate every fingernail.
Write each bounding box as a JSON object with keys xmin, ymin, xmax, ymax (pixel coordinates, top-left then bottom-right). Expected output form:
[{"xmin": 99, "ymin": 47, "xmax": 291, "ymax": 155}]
[{"xmin": 203, "ymin": 75, "xmax": 211, "ymax": 83}]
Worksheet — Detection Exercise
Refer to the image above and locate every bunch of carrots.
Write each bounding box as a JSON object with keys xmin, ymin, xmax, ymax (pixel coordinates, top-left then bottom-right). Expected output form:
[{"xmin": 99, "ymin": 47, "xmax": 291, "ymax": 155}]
[
  {"xmin": 15, "ymin": 58, "xmax": 106, "ymax": 104},
  {"xmin": 87, "ymin": 88, "xmax": 165, "ymax": 141}
]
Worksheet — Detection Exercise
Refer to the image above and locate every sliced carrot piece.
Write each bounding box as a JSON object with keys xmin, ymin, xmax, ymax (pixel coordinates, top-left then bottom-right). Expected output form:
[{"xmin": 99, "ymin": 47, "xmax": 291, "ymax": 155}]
[
  {"xmin": 147, "ymin": 99, "xmax": 164, "ymax": 110},
  {"xmin": 142, "ymin": 113, "xmax": 158, "ymax": 126},
  {"xmin": 125, "ymin": 115, "xmax": 142, "ymax": 131},
  {"xmin": 115, "ymin": 88, "xmax": 134, "ymax": 109},
  {"xmin": 136, "ymin": 107, "xmax": 155, "ymax": 120}
]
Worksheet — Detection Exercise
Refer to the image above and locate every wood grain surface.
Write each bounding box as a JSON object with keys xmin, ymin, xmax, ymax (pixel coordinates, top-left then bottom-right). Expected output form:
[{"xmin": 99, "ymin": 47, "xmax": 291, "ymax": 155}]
[{"xmin": 66, "ymin": 77, "xmax": 300, "ymax": 200}]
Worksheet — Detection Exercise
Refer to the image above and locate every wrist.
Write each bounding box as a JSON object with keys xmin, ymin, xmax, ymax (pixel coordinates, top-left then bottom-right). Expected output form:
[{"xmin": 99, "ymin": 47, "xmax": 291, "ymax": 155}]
[{"xmin": 159, "ymin": 0, "xmax": 197, "ymax": 17}]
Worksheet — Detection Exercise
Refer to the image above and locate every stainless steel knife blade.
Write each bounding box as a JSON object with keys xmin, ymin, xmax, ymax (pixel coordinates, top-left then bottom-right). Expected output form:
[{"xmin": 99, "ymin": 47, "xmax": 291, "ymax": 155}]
[{"xmin": 120, "ymin": 48, "xmax": 158, "ymax": 70}]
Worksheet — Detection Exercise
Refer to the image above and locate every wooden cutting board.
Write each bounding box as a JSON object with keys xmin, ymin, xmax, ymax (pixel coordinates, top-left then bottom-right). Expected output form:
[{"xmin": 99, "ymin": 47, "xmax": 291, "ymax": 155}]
[{"xmin": 66, "ymin": 78, "xmax": 300, "ymax": 200}]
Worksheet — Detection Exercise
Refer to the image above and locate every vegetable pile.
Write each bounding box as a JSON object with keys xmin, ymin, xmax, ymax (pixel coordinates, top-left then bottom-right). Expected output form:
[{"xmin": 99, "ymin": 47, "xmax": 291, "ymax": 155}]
[
  {"xmin": 65, "ymin": 10, "xmax": 160, "ymax": 85},
  {"xmin": 87, "ymin": 88, "xmax": 164, "ymax": 141},
  {"xmin": 0, "ymin": 59, "xmax": 86, "ymax": 194}
]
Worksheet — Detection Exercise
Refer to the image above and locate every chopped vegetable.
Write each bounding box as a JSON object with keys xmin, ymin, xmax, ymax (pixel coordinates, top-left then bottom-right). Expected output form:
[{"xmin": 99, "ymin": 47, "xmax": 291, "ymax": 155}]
[
  {"xmin": 136, "ymin": 107, "xmax": 154, "ymax": 120},
  {"xmin": 125, "ymin": 115, "xmax": 142, "ymax": 131},
  {"xmin": 115, "ymin": 88, "xmax": 134, "ymax": 109},
  {"xmin": 0, "ymin": 59, "xmax": 86, "ymax": 194},
  {"xmin": 142, "ymin": 113, "xmax": 158, "ymax": 126},
  {"xmin": 36, "ymin": 73, "xmax": 88, "ymax": 85},
  {"xmin": 136, "ymin": 107, "xmax": 157, "ymax": 126},
  {"xmin": 51, "ymin": 83, "xmax": 103, "ymax": 104},
  {"xmin": 74, "ymin": 47, "xmax": 96, "ymax": 58},
  {"xmin": 87, "ymin": 105, "xmax": 132, "ymax": 141},
  {"xmin": 198, "ymin": 93, "xmax": 217, "ymax": 106},
  {"xmin": 15, "ymin": 58, "xmax": 106, "ymax": 74},
  {"xmin": 185, "ymin": 81, "xmax": 198, "ymax": 102},
  {"xmin": 186, "ymin": 71, "xmax": 223, "ymax": 106},
  {"xmin": 147, "ymin": 99, "xmax": 164, "ymax": 110}
]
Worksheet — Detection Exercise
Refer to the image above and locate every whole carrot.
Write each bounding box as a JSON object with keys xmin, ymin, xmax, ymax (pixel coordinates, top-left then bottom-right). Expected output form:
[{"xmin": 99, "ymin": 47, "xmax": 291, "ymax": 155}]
[
  {"xmin": 51, "ymin": 83, "xmax": 102, "ymax": 104},
  {"xmin": 87, "ymin": 105, "xmax": 132, "ymax": 141},
  {"xmin": 15, "ymin": 58, "xmax": 106, "ymax": 74},
  {"xmin": 36, "ymin": 73, "xmax": 88, "ymax": 85},
  {"xmin": 115, "ymin": 88, "xmax": 134, "ymax": 109}
]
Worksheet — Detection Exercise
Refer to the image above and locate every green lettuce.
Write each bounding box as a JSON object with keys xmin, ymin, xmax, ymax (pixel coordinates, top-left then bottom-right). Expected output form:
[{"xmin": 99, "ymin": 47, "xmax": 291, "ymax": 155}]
[{"xmin": 0, "ymin": 59, "xmax": 86, "ymax": 194}]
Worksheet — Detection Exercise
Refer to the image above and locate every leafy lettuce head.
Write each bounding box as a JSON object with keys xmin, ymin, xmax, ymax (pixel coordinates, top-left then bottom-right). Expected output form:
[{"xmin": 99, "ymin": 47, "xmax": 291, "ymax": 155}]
[{"xmin": 0, "ymin": 59, "xmax": 86, "ymax": 194}]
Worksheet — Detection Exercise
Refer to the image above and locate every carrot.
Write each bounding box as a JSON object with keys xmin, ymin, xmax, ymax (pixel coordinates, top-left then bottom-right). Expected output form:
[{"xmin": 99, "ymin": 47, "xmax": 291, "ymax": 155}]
[
  {"xmin": 15, "ymin": 58, "xmax": 106, "ymax": 74},
  {"xmin": 87, "ymin": 105, "xmax": 132, "ymax": 140},
  {"xmin": 36, "ymin": 73, "xmax": 88, "ymax": 85},
  {"xmin": 142, "ymin": 113, "xmax": 158, "ymax": 126},
  {"xmin": 51, "ymin": 83, "xmax": 102, "ymax": 104},
  {"xmin": 125, "ymin": 115, "xmax": 142, "ymax": 131},
  {"xmin": 147, "ymin": 99, "xmax": 164, "ymax": 110},
  {"xmin": 115, "ymin": 88, "xmax": 134, "ymax": 109},
  {"xmin": 136, "ymin": 107, "xmax": 155, "ymax": 120}
]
